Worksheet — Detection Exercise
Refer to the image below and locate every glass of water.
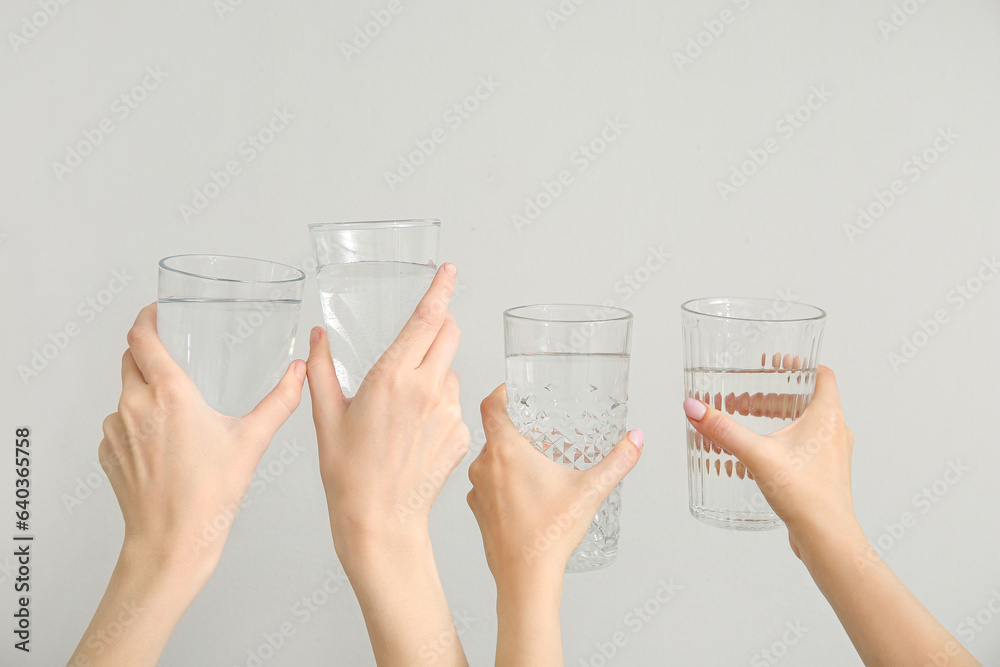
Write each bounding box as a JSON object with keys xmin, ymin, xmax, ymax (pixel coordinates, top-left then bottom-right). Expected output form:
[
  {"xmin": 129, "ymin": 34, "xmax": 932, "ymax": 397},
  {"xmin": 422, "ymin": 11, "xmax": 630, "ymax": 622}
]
[
  {"xmin": 682, "ymin": 297, "xmax": 826, "ymax": 530},
  {"xmin": 504, "ymin": 304, "xmax": 633, "ymax": 572},
  {"xmin": 309, "ymin": 220, "xmax": 439, "ymax": 397},
  {"xmin": 157, "ymin": 255, "xmax": 305, "ymax": 417}
]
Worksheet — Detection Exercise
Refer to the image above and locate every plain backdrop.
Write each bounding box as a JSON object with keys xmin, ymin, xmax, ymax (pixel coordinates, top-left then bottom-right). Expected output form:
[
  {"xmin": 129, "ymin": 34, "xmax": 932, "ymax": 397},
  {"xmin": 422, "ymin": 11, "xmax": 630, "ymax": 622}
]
[{"xmin": 2, "ymin": 1, "xmax": 999, "ymax": 665}]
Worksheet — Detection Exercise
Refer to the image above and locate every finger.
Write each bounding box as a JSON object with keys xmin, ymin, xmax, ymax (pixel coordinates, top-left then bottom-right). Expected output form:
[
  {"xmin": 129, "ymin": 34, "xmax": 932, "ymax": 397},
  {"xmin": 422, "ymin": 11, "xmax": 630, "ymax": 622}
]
[
  {"xmin": 242, "ymin": 360, "xmax": 306, "ymax": 442},
  {"xmin": 582, "ymin": 430, "xmax": 644, "ymax": 499},
  {"xmin": 480, "ymin": 384, "xmax": 522, "ymax": 442},
  {"xmin": 306, "ymin": 327, "xmax": 347, "ymax": 429},
  {"xmin": 808, "ymin": 365, "xmax": 841, "ymax": 410},
  {"xmin": 121, "ymin": 349, "xmax": 148, "ymax": 392},
  {"xmin": 382, "ymin": 263, "xmax": 457, "ymax": 370},
  {"xmin": 683, "ymin": 398, "xmax": 766, "ymax": 471},
  {"xmin": 419, "ymin": 311, "xmax": 462, "ymax": 379},
  {"xmin": 127, "ymin": 303, "xmax": 181, "ymax": 385}
]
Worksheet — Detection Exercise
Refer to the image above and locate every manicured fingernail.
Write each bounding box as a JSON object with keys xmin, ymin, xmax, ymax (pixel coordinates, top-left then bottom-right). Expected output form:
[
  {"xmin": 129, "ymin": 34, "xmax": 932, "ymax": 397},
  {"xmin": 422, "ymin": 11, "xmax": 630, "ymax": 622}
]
[
  {"xmin": 442, "ymin": 263, "xmax": 457, "ymax": 276},
  {"xmin": 310, "ymin": 327, "xmax": 322, "ymax": 345},
  {"xmin": 293, "ymin": 360, "xmax": 306, "ymax": 380},
  {"xmin": 683, "ymin": 398, "xmax": 708, "ymax": 421},
  {"xmin": 628, "ymin": 429, "xmax": 644, "ymax": 451}
]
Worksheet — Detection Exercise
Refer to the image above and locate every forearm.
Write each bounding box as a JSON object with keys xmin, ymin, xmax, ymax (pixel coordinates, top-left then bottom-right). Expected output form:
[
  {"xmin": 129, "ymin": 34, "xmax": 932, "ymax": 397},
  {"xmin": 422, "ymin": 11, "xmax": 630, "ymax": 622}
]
[
  {"xmin": 340, "ymin": 531, "xmax": 468, "ymax": 667},
  {"xmin": 495, "ymin": 570, "xmax": 564, "ymax": 667},
  {"xmin": 798, "ymin": 519, "xmax": 979, "ymax": 666},
  {"xmin": 69, "ymin": 546, "xmax": 206, "ymax": 666}
]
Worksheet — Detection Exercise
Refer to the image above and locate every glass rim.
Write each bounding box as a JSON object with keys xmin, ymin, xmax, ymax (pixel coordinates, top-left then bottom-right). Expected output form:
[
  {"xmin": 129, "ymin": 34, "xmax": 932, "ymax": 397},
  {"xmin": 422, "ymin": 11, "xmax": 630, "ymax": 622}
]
[
  {"xmin": 681, "ymin": 296, "xmax": 826, "ymax": 323},
  {"xmin": 308, "ymin": 219, "xmax": 441, "ymax": 232},
  {"xmin": 504, "ymin": 303, "xmax": 633, "ymax": 324},
  {"xmin": 158, "ymin": 254, "xmax": 306, "ymax": 285}
]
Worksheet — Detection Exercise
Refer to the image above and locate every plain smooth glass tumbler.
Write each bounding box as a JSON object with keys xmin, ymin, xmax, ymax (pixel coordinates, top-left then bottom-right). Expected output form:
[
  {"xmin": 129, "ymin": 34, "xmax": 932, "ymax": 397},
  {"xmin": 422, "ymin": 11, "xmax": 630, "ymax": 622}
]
[
  {"xmin": 157, "ymin": 255, "xmax": 305, "ymax": 417},
  {"xmin": 504, "ymin": 305, "xmax": 633, "ymax": 572},
  {"xmin": 310, "ymin": 220, "xmax": 439, "ymax": 397},
  {"xmin": 682, "ymin": 297, "xmax": 826, "ymax": 530}
]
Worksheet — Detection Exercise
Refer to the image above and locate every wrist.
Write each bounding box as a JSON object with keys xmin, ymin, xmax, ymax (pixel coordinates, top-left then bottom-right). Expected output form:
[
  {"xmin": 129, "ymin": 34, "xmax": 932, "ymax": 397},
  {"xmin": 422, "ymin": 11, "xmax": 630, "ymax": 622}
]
[
  {"xmin": 333, "ymin": 519, "xmax": 433, "ymax": 575},
  {"xmin": 790, "ymin": 513, "xmax": 868, "ymax": 572}
]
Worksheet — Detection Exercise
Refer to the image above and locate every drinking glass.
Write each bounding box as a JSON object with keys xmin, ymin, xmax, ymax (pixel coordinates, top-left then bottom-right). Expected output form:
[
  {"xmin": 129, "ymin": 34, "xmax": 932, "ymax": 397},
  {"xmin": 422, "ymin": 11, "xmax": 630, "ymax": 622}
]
[
  {"xmin": 504, "ymin": 304, "xmax": 633, "ymax": 572},
  {"xmin": 157, "ymin": 254, "xmax": 305, "ymax": 417},
  {"xmin": 682, "ymin": 297, "xmax": 826, "ymax": 530},
  {"xmin": 309, "ymin": 220, "xmax": 439, "ymax": 397}
]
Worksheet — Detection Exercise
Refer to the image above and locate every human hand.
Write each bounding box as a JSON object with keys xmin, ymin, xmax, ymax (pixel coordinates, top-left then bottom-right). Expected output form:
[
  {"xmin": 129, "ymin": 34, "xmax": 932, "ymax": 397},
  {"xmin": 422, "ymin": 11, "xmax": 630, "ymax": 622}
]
[
  {"xmin": 682, "ymin": 365, "xmax": 854, "ymax": 559},
  {"xmin": 72, "ymin": 304, "xmax": 304, "ymax": 667},
  {"xmin": 101, "ymin": 303, "xmax": 306, "ymax": 578},
  {"xmin": 467, "ymin": 384, "xmax": 643, "ymax": 585},
  {"xmin": 306, "ymin": 263, "xmax": 469, "ymax": 563}
]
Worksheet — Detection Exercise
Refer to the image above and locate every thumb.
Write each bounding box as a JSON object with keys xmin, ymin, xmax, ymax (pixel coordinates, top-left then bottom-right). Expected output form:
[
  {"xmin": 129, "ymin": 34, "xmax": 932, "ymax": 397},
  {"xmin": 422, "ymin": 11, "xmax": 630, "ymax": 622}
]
[
  {"xmin": 682, "ymin": 398, "xmax": 765, "ymax": 471},
  {"xmin": 242, "ymin": 360, "xmax": 306, "ymax": 441},
  {"xmin": 582, "ymin": 429, "xmax": 644, "ymax": 501}
]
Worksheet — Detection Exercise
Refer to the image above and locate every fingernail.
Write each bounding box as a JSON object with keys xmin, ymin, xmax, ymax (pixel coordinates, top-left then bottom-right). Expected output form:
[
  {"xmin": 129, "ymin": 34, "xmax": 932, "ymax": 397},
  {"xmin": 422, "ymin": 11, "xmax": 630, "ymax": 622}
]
[
  {"xmin": 628, "ymin": 428, "xmax": 644, "ymax": 451},
  {"xmin": 683, "ymin": 398, "xmax": 708, "ymax": 421},
  {"xmin": 293, "ymin": 360, "xmax": 306, "ymax": 380},
  {"xmin": 442, "ymin": 263, "xmax": 457, "ymax": 276},
  {"xmin": 310, "ymin": 327, "xmax": 321, "ymax": 345}
]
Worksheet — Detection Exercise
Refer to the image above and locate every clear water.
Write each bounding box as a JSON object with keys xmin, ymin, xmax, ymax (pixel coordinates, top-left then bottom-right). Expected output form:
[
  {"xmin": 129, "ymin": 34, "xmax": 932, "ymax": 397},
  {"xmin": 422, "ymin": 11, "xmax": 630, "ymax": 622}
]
[
  {"xmin": 685, "ymin": 368, "xmax": 816, "ymax": 529},
  {"xmin": 157, "ymin": 298, "xmax": 300, "ymax": 417},
  {"xmin": 506, "ymin": 353, "xmax": 630, "ymax": 571},
  {"xmin": 317, "ymin": 261, "xmax": 435, "ymax": 397}
]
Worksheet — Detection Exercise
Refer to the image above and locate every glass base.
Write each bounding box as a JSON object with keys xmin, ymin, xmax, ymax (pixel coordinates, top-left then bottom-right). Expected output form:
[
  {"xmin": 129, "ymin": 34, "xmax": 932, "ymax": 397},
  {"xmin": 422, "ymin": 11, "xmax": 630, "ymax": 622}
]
[
  {"xmin": 690, "ymin": 506, "xmax": 783, "ymax": 531},
  {"xmin": 566, "ymin": 551, "xmax": 617, "ymax": 573}
]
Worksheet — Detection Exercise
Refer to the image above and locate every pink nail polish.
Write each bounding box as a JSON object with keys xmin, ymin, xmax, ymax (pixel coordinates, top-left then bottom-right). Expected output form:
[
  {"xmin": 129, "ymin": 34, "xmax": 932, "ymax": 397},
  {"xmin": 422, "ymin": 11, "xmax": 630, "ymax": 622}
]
[
  {"xmin": 628, "ymin": 429, "xmax": 644, "ymax": 450},
  {"xmin": 683, "ymin": 398, "xmax": 708, "ymax": 421},
  {"xmin": 442, "ymin": 263, "xmax": 457, "ymax": 276}
]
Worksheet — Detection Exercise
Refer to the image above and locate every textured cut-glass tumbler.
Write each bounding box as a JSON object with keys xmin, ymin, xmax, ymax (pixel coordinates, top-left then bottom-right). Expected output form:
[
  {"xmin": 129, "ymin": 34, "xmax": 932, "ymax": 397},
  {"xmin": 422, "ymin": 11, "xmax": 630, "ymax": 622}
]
[
  {"xmin": 157, "ymin": 255, "xmax": 305, "ymax": 417},
  {"xmin": 505, "ymin": 305, "xmax": 632, "ymax": 572},
  {"xmin": 682, "ymin": 297, "xmax": 826, "ymax": 530},
  {"xmin": 310, "ymin": 220, "xmax": 439, "ymax": 397}
]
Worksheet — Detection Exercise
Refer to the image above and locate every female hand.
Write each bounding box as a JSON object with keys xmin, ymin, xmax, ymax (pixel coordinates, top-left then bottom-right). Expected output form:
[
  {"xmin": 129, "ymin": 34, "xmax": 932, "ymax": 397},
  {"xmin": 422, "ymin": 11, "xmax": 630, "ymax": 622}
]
[
  {"xmin": 467, "ymin": 384, "xmax": 642, "ymax": 667},
  {"xmin": 306, "ymin": 263, "xmax": 470, "ymax": 667},
  {"xmin": 683, "ymin": 366, "xmax": 980, "ymax": 667},
  {"xmin": 682, "ymin": 364, "xmax": 854, "ymax": 558},
  {"xmin": 71, "ymin": 303, "xmax": 305, "ymax": 666}
]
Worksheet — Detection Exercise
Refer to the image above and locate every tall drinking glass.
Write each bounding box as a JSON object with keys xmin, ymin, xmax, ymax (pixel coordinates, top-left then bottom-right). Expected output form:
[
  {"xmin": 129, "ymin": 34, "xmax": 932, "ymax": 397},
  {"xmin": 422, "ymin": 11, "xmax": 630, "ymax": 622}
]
[
  {"xmin": 504, "ymin": 304, "xmax": 633, "ymax": 572},
  {"xmin": 682, "ymin": 297, "xmax": 826, "ymax": 530},
  {"xmin": 310, "ymin": 220, "xmax": 439, "ymax": 397},
  {"xmin": 157, "ymin": 254, "xmax": 305, "ymax": 417}
]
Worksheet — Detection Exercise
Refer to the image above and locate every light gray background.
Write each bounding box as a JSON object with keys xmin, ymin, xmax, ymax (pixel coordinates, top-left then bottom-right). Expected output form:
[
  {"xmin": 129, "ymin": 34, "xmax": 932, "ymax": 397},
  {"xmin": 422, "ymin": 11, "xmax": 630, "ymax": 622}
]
[{"xmin": 2, "ymin": 1, "xmax": 999, "ymax": 665}]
